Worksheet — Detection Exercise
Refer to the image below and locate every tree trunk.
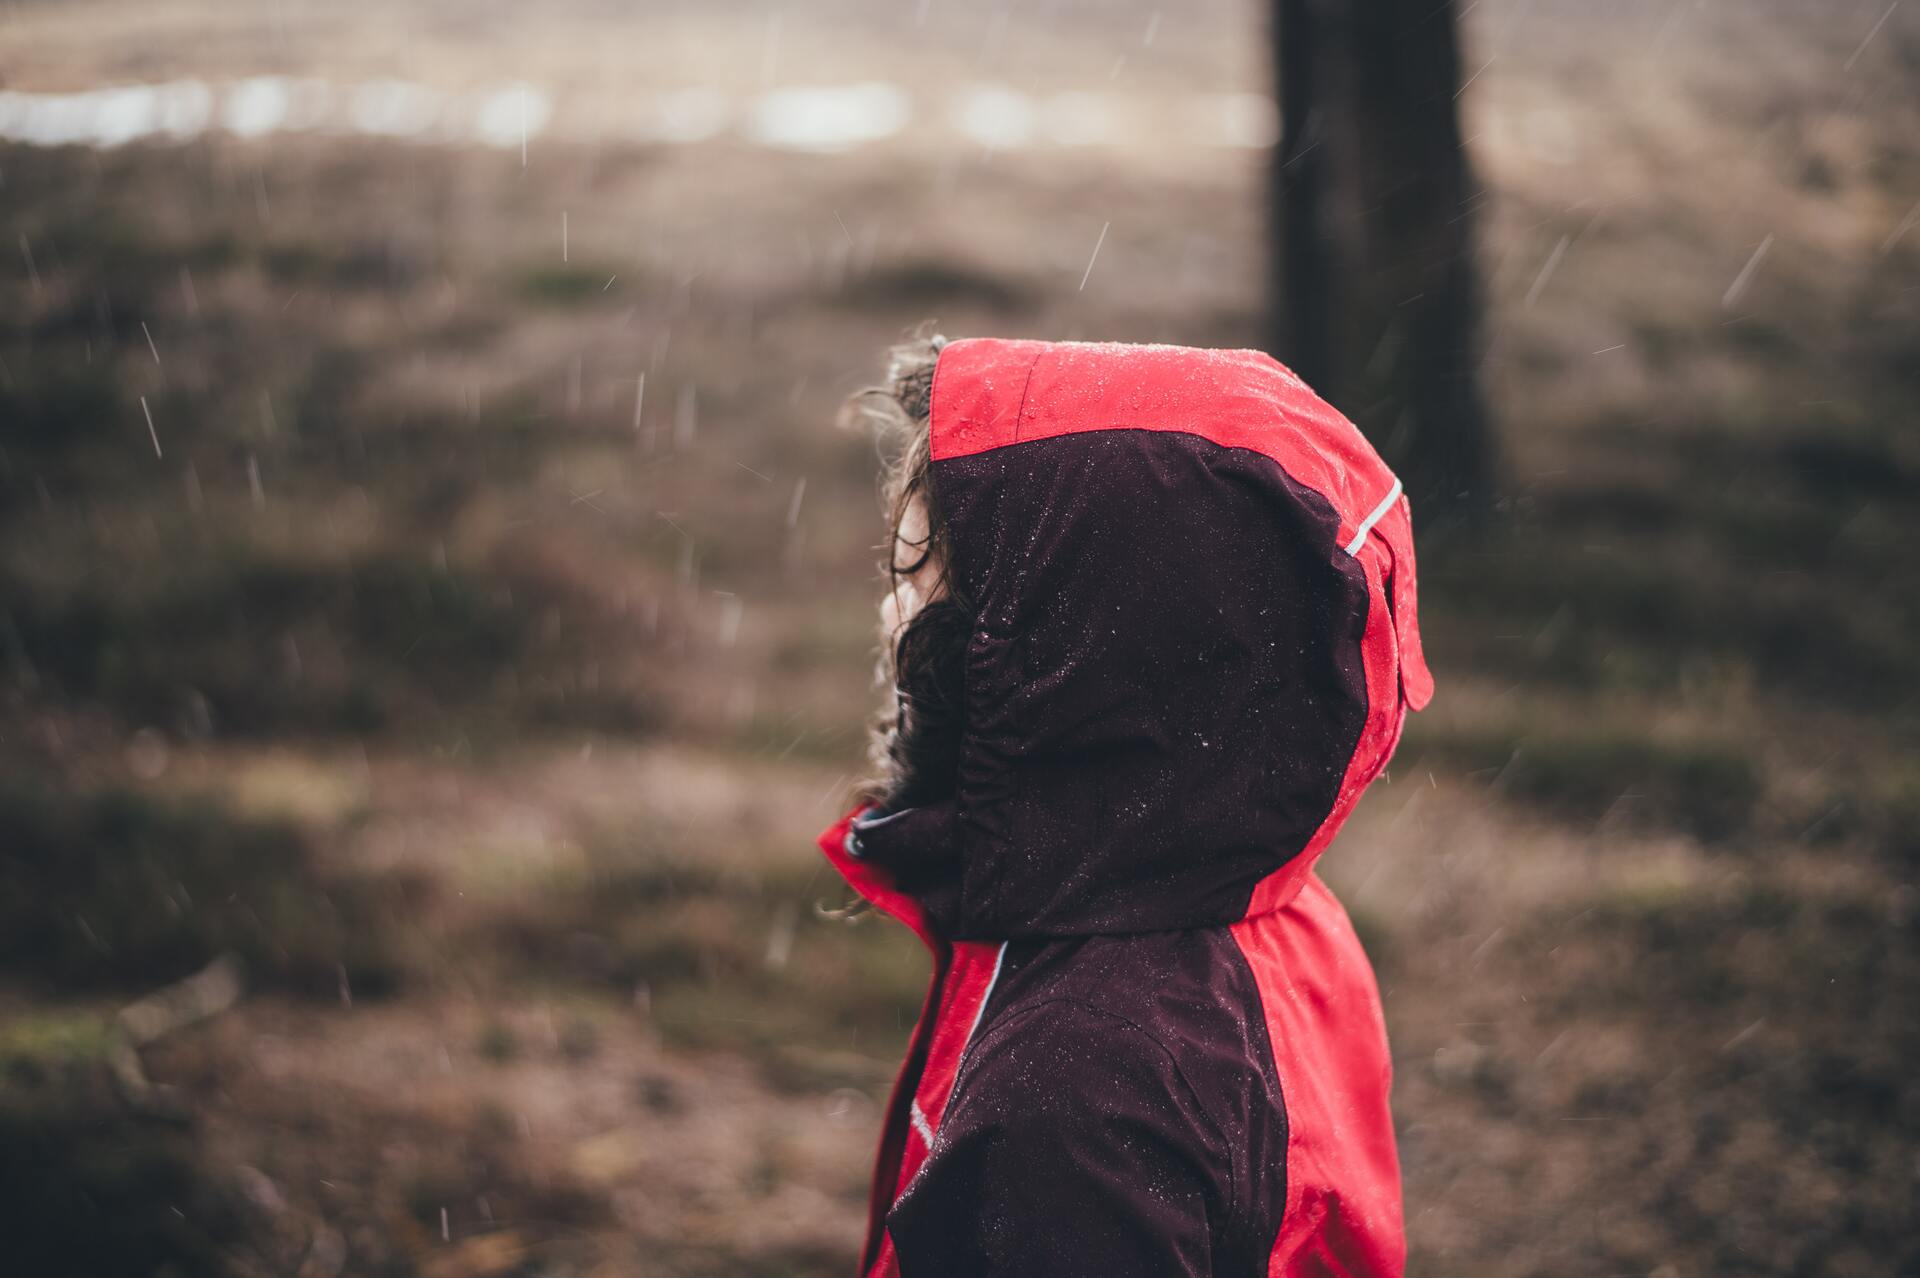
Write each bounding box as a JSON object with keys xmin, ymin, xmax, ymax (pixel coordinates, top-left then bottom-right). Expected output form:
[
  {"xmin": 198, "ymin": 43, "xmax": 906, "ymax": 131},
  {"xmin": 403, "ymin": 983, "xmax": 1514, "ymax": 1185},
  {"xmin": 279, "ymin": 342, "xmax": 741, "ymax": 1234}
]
[{"xmin": 1270, "ymin": 0, "xmax": 1495, "ymax": 525}]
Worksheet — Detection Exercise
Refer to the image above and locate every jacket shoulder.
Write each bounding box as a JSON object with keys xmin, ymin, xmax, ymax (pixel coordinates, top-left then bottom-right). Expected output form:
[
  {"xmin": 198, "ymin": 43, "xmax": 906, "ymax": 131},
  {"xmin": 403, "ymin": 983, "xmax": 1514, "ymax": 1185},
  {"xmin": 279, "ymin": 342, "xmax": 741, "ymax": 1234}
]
[
  {"xmin": 991, "ymin": 932, "xmax": 1287, "ymax": 1156},
  {"xmin": 928, "ymin": 931, "xmax": 1290, "ymax": 1273},
  {"xmin": 888, "ymin": 996, "xmax": 1229, "ymax": 1277}
]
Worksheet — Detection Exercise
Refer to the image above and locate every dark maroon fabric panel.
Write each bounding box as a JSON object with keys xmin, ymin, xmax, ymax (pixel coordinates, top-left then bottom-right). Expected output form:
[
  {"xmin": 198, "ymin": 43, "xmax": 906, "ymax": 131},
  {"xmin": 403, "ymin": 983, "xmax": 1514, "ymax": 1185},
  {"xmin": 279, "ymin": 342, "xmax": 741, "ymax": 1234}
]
[
  {"xmin": 887, "ymin": 999, "xmax": 1217, "ymax": 1277},
  {"xmin": 929, "ymin": 428, "xmax": 1371, "ymax": 937},
  {"xmin": 886, "ymin": 928, "xmax": 1285, "ymax": 1277}
]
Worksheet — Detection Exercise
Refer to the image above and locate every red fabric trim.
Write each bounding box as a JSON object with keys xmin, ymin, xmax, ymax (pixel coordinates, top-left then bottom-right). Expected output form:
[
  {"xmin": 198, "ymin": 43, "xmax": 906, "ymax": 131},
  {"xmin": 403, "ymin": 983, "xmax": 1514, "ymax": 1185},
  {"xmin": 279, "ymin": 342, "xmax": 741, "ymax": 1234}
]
[
  {"xmin": 817, "ymin": 807, "xmax": 935, "ymax": 946},
  {"xmin": 927, "ymin": 336, "xmax": 1043, "ymax": 460},
  {"xmin": 890, "ymin": 941, "xmax": 1003, "ymax": 1188},
  {"xmin": 1231, "ymin": 876, "xmax": 1405, "ymax": 1276},
  {"xmin": 817, "ymin": 811, "xmax": 1006, "ymax": 1276},
  {"xmin": 871, "ymin": 1231, "xmax": 901, "ymax": 1278},
  {"xmin": 1379, "ymin": 496, "xmax": 1433, "ymax": 710},
  {"xmin": 818, "ymin": 809, "xmax": 939, "ymax": 1273}
]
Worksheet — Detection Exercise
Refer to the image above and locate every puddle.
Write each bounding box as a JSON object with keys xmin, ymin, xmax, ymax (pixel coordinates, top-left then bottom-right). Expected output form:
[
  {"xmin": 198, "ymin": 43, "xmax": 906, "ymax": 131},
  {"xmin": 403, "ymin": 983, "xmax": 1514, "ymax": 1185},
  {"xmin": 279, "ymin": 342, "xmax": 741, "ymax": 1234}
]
[
  {"xmin": 0, "ymin": 77, "xmax": 552, "ymax": 151},
  {"xmin": 740, "ymin": 82, "xmax": 911, "ymax": 152},
  {"xmin": 0, "ymin": 77, "xmax": 1275, "ymax": 154}
]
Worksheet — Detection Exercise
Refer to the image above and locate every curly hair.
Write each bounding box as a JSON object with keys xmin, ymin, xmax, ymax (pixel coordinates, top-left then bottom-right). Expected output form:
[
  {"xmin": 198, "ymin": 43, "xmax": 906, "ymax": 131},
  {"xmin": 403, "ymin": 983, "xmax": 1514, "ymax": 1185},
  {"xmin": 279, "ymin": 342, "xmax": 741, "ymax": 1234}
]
[{"xmin": 844, "ymin": 333, "xmax": 973, "ymax": 812}]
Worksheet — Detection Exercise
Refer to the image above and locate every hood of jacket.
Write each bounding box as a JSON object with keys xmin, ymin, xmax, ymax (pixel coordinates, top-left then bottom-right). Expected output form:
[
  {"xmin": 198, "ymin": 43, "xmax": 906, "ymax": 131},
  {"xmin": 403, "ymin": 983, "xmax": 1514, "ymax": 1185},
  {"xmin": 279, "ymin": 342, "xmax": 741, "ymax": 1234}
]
[{"xmin": 830, "ymin": 338, "xmax": 1431, "ymax": 940}]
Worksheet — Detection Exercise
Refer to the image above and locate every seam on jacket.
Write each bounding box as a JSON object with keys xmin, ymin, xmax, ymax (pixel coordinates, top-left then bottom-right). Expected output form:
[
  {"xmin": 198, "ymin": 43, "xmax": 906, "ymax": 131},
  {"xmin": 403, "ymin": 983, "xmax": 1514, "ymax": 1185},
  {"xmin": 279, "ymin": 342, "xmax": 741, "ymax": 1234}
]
[
  {"xmin": 959, "ymin": 940, "xmax": 1010, "ymax": 1051},
  {"xmin": 1224, "ymin": 924, "xmax": 1291, "ymax": 1268},
  {"xmin": 941, "ymin": 993, "xmax": 1240, "ymax": 1224},
  {"xmin": 924, "ymin": 419, "xmax": 1352, "ymax": 548}
]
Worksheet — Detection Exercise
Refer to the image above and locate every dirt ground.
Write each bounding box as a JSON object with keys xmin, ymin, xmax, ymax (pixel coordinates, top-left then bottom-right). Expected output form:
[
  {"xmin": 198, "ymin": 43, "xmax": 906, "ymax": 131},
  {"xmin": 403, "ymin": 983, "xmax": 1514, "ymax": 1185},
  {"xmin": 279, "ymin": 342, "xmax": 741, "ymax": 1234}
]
[{"xmin": 2, "ymin": 1, "xmax": 1918, "ymax": 1275}]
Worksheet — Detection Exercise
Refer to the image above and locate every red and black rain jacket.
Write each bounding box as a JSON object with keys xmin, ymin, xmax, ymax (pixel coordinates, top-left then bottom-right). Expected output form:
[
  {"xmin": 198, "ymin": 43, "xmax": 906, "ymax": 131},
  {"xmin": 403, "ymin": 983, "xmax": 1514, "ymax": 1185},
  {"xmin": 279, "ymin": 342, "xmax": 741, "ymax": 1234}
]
[{"xmin": 817, "ymin": 339, "xmax": 1434, "ymax": 1277}]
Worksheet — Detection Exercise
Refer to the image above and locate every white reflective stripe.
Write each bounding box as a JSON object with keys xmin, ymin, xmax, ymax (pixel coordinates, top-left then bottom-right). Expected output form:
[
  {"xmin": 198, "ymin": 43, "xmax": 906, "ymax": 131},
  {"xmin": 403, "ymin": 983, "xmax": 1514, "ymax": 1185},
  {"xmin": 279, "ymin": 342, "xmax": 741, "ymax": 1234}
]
[
  {"xmin": 962, "ymin": 941, "xmax": 1010, "ymax": 1048},
  {"xmin": 1343, "ymin": 477, "xmax": 1403, "ymax": 556},
  {"xmin": 909, "ymin": 1098, "xmax": 936, "ymax": 1148},
  {"xmin": 910, "ymin": 942, "xmax": 1009, "ymax": 1153}
]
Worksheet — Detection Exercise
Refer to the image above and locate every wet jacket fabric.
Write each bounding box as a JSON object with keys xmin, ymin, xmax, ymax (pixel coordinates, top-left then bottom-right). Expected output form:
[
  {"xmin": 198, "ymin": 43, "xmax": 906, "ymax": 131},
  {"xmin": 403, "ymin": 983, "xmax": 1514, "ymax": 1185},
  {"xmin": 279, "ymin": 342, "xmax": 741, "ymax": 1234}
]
[{"xmin": 817, "ymin": 339, "xmax": 1433, "ymax": 1277}]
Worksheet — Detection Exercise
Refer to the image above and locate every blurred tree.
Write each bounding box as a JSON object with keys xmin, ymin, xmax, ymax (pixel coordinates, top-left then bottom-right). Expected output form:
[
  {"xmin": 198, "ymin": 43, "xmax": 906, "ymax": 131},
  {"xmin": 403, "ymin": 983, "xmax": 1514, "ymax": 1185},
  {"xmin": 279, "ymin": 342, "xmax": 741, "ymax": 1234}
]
[{"xmin": 1270, "ymin": 0, "xmax": 1495, "ymax": 524}]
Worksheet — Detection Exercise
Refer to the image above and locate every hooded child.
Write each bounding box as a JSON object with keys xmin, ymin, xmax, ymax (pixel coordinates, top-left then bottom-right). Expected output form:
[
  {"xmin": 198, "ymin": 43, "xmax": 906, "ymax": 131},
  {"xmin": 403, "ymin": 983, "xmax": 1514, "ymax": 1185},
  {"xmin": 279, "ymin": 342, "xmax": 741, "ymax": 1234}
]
[{"xmin": 821, "ymin": 336, "xmax": 1432, "ymax": 1278}]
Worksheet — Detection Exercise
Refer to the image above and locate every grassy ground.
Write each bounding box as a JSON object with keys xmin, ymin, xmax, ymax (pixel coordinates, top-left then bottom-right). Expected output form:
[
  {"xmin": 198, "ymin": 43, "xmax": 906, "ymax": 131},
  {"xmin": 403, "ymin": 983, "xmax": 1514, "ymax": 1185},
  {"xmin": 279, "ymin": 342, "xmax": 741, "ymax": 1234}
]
[{"xmin": 2, "ymin": 1, "xmax": 1918, "ymax": 1275}]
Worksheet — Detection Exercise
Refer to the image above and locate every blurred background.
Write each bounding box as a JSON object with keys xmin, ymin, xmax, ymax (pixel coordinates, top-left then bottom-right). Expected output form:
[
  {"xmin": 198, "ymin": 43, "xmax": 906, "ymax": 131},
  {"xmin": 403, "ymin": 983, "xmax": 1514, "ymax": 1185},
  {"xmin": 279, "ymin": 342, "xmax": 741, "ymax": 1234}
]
[{"xmin": 2, "ymin": 1, "xmax": 1917, "ymax": 1274}]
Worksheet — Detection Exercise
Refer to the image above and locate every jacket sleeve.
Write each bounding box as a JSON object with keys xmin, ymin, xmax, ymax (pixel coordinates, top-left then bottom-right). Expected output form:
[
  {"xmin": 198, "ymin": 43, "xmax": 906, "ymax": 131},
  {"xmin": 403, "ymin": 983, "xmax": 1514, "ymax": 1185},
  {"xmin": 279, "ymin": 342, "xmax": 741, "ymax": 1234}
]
[{"xmin": 885, "ymin": 998, "xmax": 1227, "ymax": 1278}]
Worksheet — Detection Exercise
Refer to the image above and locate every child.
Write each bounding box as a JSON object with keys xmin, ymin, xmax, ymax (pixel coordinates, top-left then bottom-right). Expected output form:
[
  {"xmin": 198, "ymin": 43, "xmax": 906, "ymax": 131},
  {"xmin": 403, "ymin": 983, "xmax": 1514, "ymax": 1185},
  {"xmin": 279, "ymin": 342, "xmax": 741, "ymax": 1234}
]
[{"xmin": 819, "ymin": 336, "xmax": 1433, "ymax": 1277}]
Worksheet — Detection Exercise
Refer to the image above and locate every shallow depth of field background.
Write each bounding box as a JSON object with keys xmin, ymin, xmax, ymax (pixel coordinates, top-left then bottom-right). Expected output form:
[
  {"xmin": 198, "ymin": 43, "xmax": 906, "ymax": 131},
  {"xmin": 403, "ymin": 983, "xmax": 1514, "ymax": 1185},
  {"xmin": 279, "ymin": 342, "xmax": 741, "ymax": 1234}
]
[{"xmin": 3, "ymin": 2, "xmax": 1917, "ymax": 1275}]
